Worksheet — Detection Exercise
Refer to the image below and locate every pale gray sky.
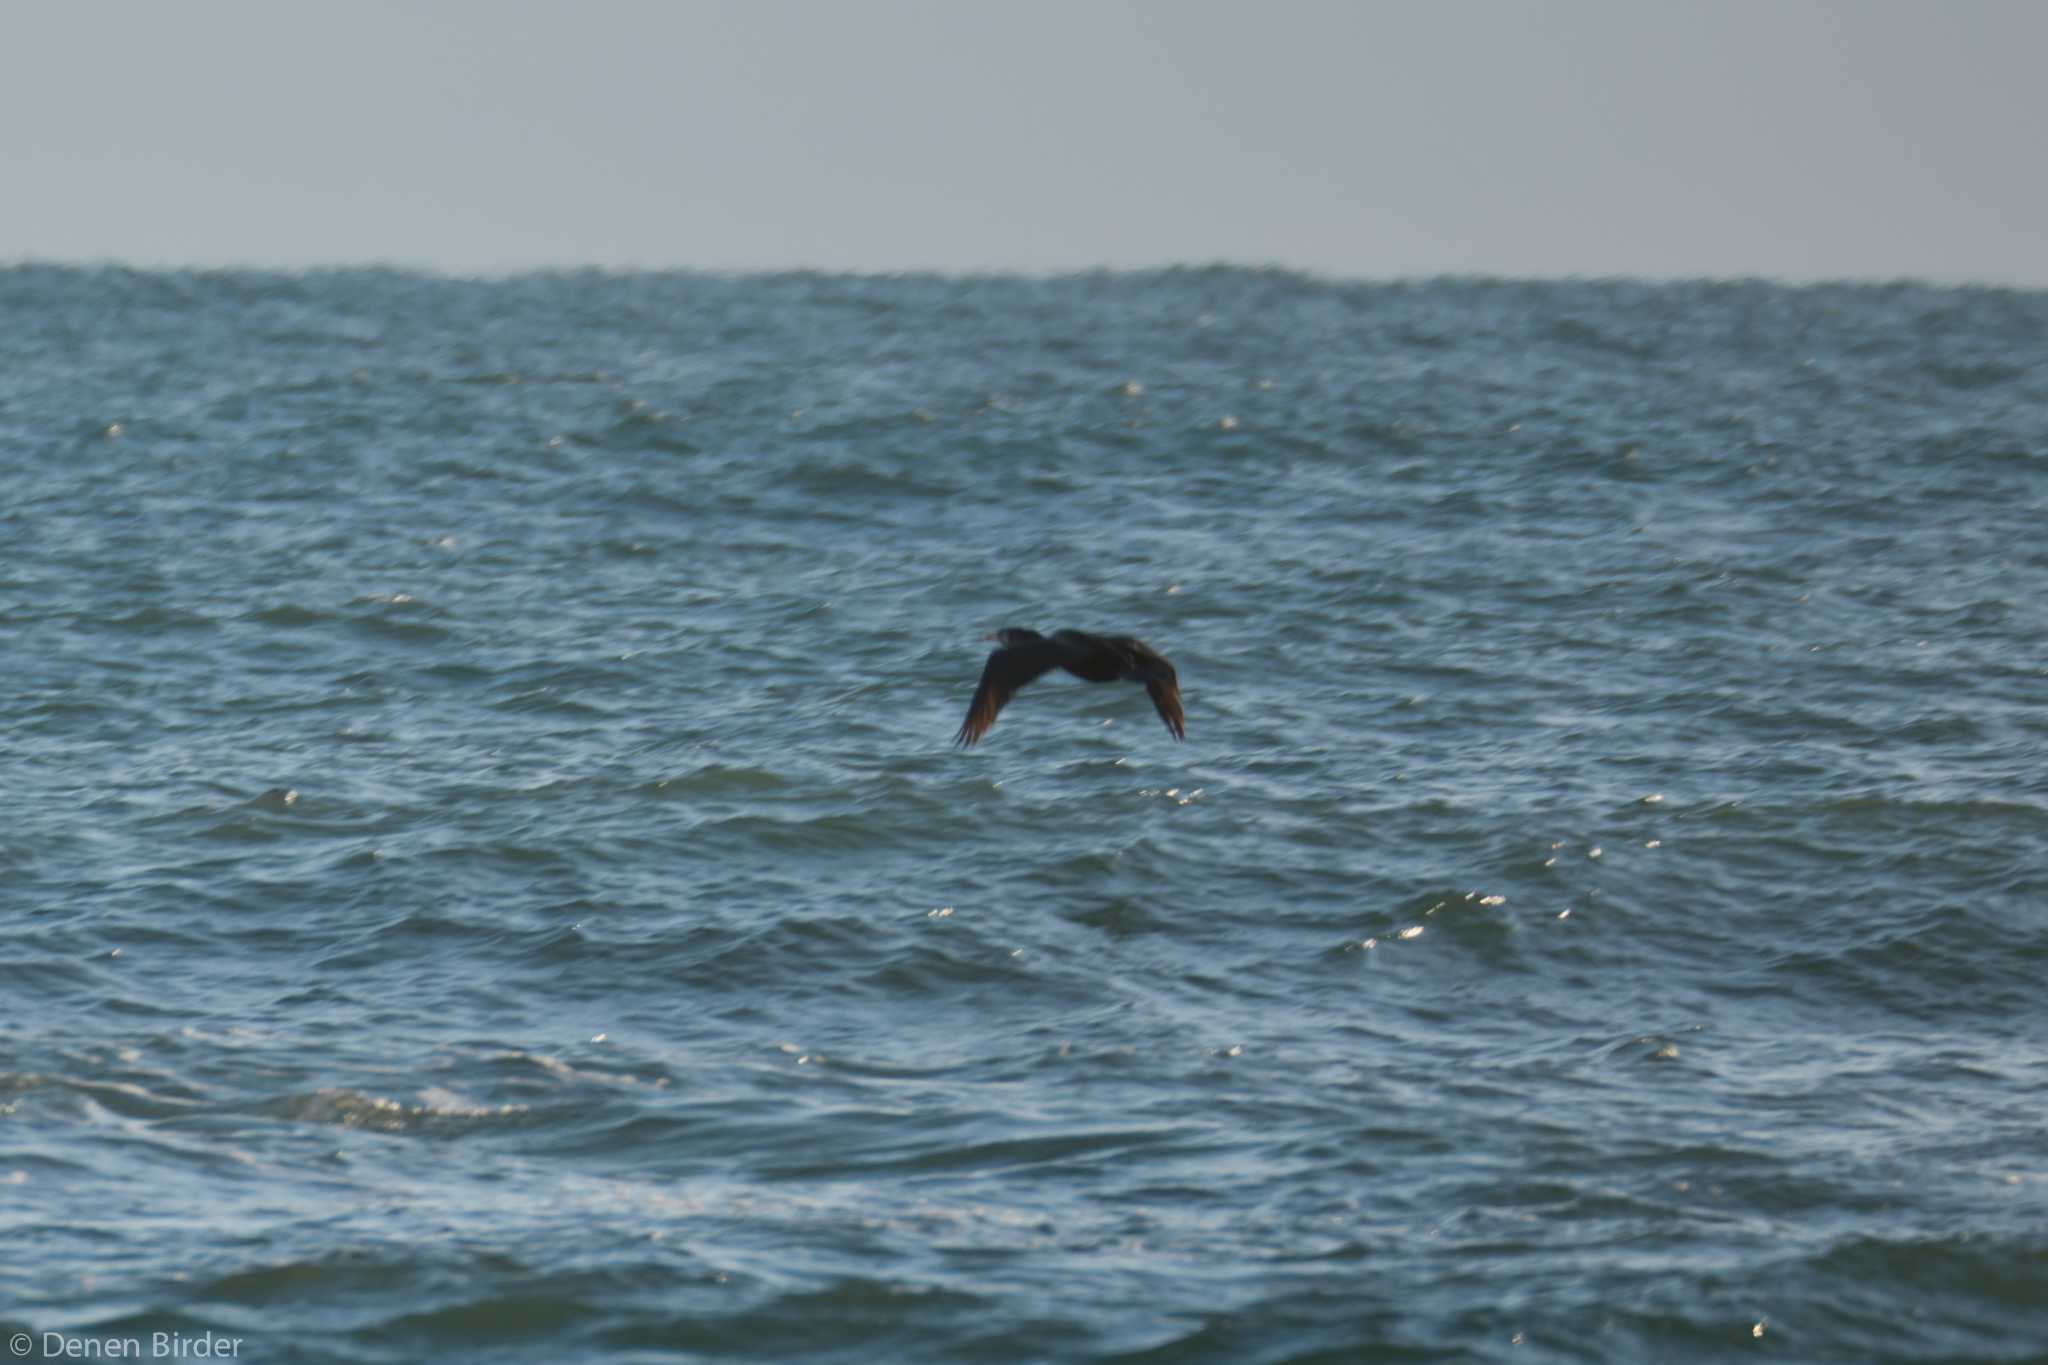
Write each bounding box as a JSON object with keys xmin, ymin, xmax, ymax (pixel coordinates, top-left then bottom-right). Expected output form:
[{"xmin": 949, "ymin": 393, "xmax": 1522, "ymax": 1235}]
[{"xmin": 4, "ymin": 1, "xmax": 2043, "ymax": 284}]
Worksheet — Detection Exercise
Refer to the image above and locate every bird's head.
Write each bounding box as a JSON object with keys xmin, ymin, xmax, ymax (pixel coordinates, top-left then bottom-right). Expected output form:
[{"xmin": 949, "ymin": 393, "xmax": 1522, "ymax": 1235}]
[{"xmin": 984, "ymin": 627, "xmax": 1042, "ymax": 647}]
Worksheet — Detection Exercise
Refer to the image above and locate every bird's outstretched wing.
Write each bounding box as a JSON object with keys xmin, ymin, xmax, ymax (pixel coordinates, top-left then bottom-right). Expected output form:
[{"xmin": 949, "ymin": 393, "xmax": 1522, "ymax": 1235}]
[
  {"xmin": 1145, "ymin": 677, "xmax": 1185, "ymax": 741},
  {"xmin": 955, "ymin": 639, "xmax": 1067, "ymax": 746},
  {"xmin": 1104, "ymin": 637, "xmax": 1185, "ymax": 742}
]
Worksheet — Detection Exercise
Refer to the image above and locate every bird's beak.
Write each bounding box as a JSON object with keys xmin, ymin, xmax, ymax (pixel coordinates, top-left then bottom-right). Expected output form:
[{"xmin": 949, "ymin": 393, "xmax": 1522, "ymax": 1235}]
[{"xmin": 981, "ymin": 632, "xmax": 999, "ymax": 642}]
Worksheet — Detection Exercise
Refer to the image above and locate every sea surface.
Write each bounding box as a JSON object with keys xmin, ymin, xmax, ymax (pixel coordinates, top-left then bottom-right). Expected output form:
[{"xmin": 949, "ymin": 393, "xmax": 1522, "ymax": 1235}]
[{"xmin": 3, "ymin": 265, "xmax": 2046, "ymax": 1363}]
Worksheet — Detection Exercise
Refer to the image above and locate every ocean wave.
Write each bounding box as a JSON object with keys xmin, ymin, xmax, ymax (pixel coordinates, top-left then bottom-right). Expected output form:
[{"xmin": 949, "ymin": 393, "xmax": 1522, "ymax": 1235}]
[{"xmin": 9, "ymin": 267, "xmax": 2048, "ymax": 1364}]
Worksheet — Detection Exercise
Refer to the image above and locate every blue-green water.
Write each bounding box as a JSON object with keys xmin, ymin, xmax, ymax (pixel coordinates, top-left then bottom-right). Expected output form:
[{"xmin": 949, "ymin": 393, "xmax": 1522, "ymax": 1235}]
[{"xmin": 3, "ymin": 266, "xmax": 2046, "ymax": 1362}]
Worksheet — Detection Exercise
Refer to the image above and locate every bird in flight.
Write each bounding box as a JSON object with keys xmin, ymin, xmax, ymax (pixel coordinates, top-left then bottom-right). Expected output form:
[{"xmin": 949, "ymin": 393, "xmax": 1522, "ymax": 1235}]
[{"xmin": 955, "ymin": 628, "xmax": 1184, "ymax": 746}]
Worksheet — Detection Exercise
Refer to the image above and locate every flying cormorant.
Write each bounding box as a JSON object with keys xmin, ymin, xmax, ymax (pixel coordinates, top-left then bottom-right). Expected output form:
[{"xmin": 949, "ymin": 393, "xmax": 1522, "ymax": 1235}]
[{"xmin": 955, "ymin": 628, "xmax": 1184, "ymax": 746}]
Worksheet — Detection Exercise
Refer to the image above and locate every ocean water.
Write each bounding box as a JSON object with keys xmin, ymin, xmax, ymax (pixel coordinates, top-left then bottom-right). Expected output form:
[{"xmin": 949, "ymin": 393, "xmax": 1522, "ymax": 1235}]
[{"xmin": 3, "ymin": 265, "xmax": 2046, "ymax": 1363}]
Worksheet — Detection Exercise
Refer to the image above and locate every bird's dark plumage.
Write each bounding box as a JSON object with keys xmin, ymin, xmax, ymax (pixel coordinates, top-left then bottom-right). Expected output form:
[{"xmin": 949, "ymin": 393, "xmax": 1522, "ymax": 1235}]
[{"xmin": 955, "ymin": 628, "xmax": 1184, "ymax": 746}]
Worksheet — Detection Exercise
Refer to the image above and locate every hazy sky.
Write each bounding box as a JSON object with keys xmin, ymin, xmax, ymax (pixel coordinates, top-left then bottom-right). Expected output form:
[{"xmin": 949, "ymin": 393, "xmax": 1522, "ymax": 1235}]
[{"xmin": 5, "ymin": 1, "xmax": 2043, "ymax": 284}]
